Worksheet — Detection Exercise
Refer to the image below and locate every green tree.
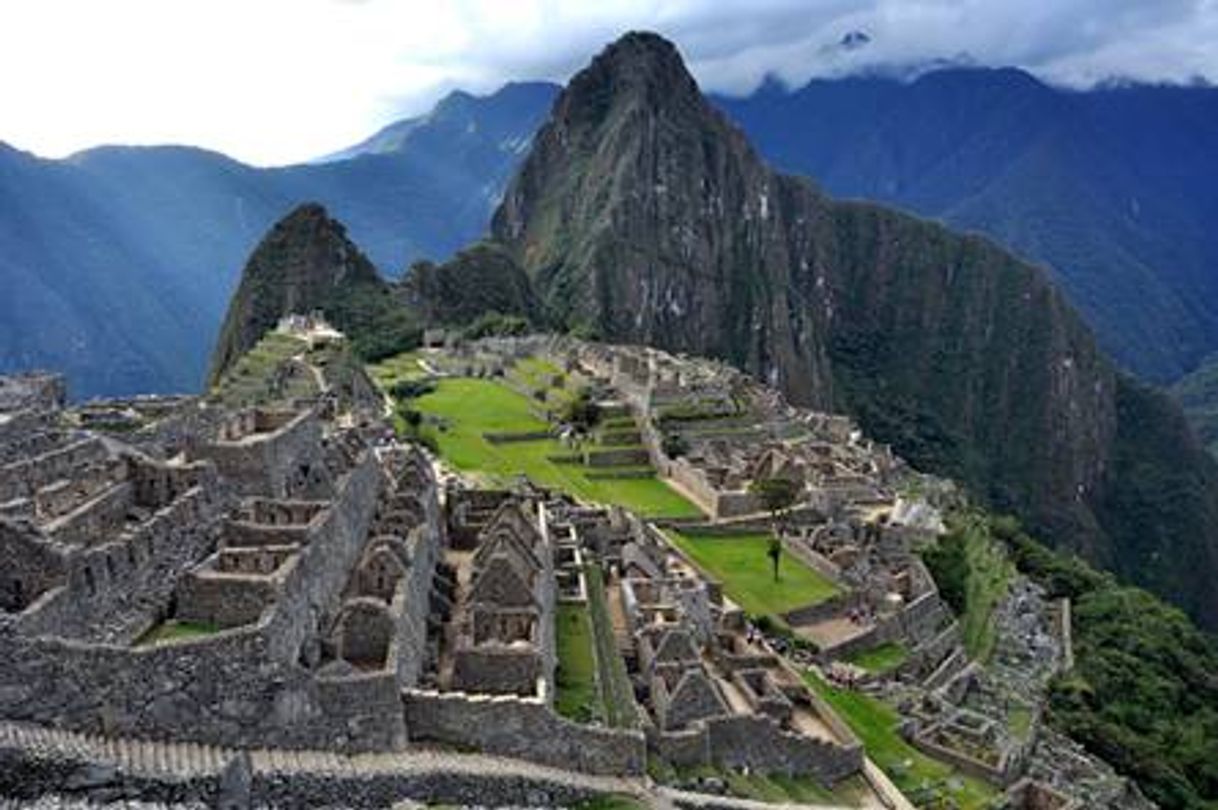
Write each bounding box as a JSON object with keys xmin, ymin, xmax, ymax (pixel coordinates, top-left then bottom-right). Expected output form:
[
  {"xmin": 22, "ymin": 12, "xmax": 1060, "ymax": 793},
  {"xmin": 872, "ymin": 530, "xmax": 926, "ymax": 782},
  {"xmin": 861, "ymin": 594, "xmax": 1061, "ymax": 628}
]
[
  {"xmin": 561, "ymin": 387, "xmax": 602, "ymax": 433},
  {"xmin": 661, "ymin": 432, "xmax": 689, "ymax": 459},
  {"xmin": 750, "ymin": 477, "xmax": 798, "ymax": 581},
  {"xmin": 767, "ymin": 536, "xmax": 782, "ymax": 582}
]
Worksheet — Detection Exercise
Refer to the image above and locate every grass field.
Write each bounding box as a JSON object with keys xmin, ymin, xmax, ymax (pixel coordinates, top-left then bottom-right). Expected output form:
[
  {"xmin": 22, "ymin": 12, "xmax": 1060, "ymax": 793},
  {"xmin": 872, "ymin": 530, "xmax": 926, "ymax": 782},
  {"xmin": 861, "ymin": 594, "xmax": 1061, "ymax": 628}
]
[
  {"xmin": 958, "ymin": 517, "xmax": 1015, "ymax": 662},
  {"xmin": 586, "ymin": 565, "xmax": 640, "ymax": 728},
  {"xmin": 665, "ymin": 530, "xmax": 840, "ymax": 618},
  {"xmin": 135, "ymin": 620, "xmax": 220, "ymax": 646},
  {"xmin": 844, "ymin": 642, "xmax": 908, "ymax": 674},
  {"xmin": 803, "ymin": 670, "xmax": 997, "ymax": 809},
  {"xmin": 555, "ymin": 603, "xmax": 602, "ymax": 723},
  {"xmin": 369, "ymin": 351, "xmax": 429, "ymax": 387},
  {"xmin": 409, "ymin": 378, "xmax": 702, "ymax": 518}
]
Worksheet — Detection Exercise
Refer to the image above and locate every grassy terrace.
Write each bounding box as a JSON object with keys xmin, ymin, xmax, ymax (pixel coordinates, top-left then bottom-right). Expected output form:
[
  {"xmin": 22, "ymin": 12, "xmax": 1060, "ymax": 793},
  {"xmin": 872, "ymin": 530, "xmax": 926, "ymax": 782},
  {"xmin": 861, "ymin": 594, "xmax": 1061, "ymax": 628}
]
[
  {"xmin": 134, "ymin": 620, "xmax": 220, "ymax": 646},
  {"xmin": 803, "ymin": 670, "xmax": 997, "ymax": 809},
  {"xmin": 843, "ymin": 642, "xmax": 908, "ymax": 674},
  {"xmin": 664, "ymin": 530, "xmax": 840, "ymax": 618},
  {"xmin": 368, "ymin": 350, "xmax": 429, "ymax": 386},
  {"xmin": 210, "ymin": 332, "xmax": 314, "ymax": 407},
  {"xmin": 407, "ymin": 377, "xmax": 702, "ymax": 518},
  {"xmin": 554, "ymin": 603, "xmax": 602, "ymax": 723},
  {"xmin": 959, "ymin": 518, "xmax": 1015, "ymax": 662},
  {"xmin": 923, "ymin": 514, "xmax": 1016, "ymax": 662},
  {"xmin": 586, "ymin": 565, "xmax": 639, "ymax": 728}
]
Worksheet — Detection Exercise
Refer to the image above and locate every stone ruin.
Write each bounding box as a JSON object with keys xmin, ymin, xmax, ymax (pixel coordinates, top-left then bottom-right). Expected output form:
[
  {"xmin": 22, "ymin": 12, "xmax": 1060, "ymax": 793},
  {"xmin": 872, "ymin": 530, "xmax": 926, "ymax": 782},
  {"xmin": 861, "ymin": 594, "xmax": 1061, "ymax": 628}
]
[
  {"xmin": 448, "ymin": 501, "xmax": 556, "ymax": 697},
  {"xmin": 0, "ymin": 371, "xmax": 449, "ymax": 755},
  {"xmin": 612, "ymin": 524, "xmax": 864, "ymax": 784},
  {"xmin": 562, "ymin": 341, "xmax": 900, "ymax": 521}
]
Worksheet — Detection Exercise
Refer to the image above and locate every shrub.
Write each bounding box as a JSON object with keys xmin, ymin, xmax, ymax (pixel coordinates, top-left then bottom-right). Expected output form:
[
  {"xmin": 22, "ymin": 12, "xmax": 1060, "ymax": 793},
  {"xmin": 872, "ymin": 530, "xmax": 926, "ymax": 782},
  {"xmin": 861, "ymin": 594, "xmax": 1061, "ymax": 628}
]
[
  {"xmin": 661, "ymin": 432, "xmax": 689, "ymax": 459},
  {"xmin": 388, "ymin": 379, "xmax": 435, "ymax": 401}
]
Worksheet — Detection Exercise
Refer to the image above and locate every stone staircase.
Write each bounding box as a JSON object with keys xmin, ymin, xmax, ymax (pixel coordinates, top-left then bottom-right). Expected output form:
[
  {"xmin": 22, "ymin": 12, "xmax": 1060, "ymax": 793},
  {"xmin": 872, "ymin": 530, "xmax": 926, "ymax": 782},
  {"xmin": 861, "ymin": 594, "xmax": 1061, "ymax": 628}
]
[
  {"xmin": 0, "ymin": 720, "xmax": 641, "ymax": 795},
  {"xmin": 0, "ymin": 722, "xmax": 231, "ymax": 778}
]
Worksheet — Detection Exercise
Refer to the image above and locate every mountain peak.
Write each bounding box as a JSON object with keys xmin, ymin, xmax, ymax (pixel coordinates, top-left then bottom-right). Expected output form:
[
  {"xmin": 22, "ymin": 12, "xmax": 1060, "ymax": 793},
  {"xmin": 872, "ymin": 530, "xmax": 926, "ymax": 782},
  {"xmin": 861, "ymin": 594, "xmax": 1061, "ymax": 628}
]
[
  {"xmin": 271, "ymin": 202, "xmax": 346, "ymax": 239},
  {"xmin": 206, "ymin": 202, "xmax": 383, "ymax": 384},
  {"xmin": 562, "ymin": 31, "xmax": 700, "ymax": 119}
]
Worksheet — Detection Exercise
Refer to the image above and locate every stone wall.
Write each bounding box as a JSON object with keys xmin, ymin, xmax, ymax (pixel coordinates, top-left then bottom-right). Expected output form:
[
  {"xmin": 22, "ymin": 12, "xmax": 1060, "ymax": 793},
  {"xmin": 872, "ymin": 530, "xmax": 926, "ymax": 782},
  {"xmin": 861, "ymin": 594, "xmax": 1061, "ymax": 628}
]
[
  {"xmin": 176, "ymin": 556, "xmax": 285, "ymax": 628},
  {"xmin": 585, "ymin": 447, "xmax": 651, "ymax": 468},
  {"xmin": 0, "ymin": 450, "xmax": 396, "ymax": 752},
  {"xmin": 452, "ymin": 646, "xmax": 542, "ymax": 696},
  {"xmin": 649, "ymin": 725, "xmax": 707, "ymax": 768},
  {"xmin": 706, "ymin": 715, "xmax": 862, "ymax": 782},
  {"xmin": 387, "ymin": 526, "xmax": 439, "ymax": 688},
  {"xmin": 403, "ymin": 689, "xmax": 647, "ymax": 776},
  {"xmin": 192, "ymin": 410, "xmax": 325, "ymax": 498},
  {"xmin": 0, "ymin": 522, "xmax": 67, "ymax": 613},
  {"xmin": 649, "ymin": 715, "xmax": 862, "ymax": 783},
  {"xmin": 13, "ymin": 480, "xmax": 223, "ymax": 644},
  {"xmin": 0, "ymin": 437, "xmax": 109, "ymax": 503},
  {"xmin": 0, "ymin": 733, "xmax": 613, "ymax": 808}
]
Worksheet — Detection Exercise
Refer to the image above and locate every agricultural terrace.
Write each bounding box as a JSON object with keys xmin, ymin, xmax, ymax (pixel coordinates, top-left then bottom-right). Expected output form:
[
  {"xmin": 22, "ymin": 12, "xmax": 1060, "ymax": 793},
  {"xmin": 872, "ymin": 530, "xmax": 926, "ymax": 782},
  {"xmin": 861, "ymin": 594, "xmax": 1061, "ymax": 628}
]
[
  {"xmin": 375, "ymin": 364, "xmax": 702, "ymax": 519},
  {"xmin": 803, "ymin": 670, "xmax": 998, "ymax": 809}
]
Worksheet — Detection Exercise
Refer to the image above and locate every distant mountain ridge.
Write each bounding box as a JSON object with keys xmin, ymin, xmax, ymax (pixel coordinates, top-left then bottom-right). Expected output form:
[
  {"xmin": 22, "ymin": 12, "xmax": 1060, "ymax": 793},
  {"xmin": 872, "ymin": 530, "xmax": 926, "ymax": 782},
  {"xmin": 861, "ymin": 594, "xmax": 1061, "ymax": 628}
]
[
  {"xmin": 0, "ymin": 83, "xmax": 555, "ymax": 398},
  {"xmin": 712, "ymin": 68, "xmax": 1218, "ymax": 383},
  {"xmin": 318, "ymin": 82, "xmax": 556, "ymax": 163},
  {"xmin": 5, "ymin": 54, "xmax": 1218, "ymax": 403}
]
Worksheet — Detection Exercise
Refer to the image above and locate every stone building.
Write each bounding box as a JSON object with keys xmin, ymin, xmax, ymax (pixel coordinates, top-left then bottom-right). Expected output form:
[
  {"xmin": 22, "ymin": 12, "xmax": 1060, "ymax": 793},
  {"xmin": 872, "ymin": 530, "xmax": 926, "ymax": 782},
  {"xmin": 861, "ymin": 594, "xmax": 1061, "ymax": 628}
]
[
  {"xmin": 450, "ymin": 501, "xmax": 556, "ymax": 697},
  {"xmin": 0, "ymin": 372, "xmax": 450, "ymax": 753}
]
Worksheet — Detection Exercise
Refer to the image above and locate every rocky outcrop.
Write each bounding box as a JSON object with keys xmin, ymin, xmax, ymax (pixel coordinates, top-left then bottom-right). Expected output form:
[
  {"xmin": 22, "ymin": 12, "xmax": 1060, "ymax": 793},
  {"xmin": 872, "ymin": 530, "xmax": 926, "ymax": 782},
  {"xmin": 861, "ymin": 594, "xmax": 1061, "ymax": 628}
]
[
  {"xmin": 402, "ymin": 242, "xmax": 538, "ymax": 328},
  {"xmin": 491, "ymin": 32, "xmax": 1218, "ymax": 627},
  {"xmin": 207, "ymin": 203, "xmax": 406, "ymax": 385}
]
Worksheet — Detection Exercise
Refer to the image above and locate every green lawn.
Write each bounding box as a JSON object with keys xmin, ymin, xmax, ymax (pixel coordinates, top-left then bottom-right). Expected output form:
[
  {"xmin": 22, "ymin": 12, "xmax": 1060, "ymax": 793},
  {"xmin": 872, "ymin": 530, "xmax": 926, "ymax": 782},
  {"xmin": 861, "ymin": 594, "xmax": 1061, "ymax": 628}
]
[
  {"xmin": 959, "ymin": 517, "xmax": 1015, "ymax": 662},
  {"xmin": 408, "ymin": 378, "xmax": 702, "ymax": 518},
  {"xmin": 1008, "ymin": 703, "xmax": 1034, "ymax": 741},
  {"xmin": 844, "ymin": 642, "xmax": 908, "ymax": 674},
  {"xmin": 135, "ymin": 620, "xmax": 221, "ymax": 646},
  {"xmin": 369, "ymin": 350, "xmax": 429, "ymax": 387},
  {"xmin": 665, "ymin": 530, "xmax": 840, "ymax": 617},
  {"xmin": 586, "ymin": 565, "xmax": 640, "ymax": 728},
  {"xmin": 555, "ymin": 603, "xmax": 603, "ymax": 723},
  {"xmin": 803, "ymin": 670, "xmax": 997, "ymax": 809}
]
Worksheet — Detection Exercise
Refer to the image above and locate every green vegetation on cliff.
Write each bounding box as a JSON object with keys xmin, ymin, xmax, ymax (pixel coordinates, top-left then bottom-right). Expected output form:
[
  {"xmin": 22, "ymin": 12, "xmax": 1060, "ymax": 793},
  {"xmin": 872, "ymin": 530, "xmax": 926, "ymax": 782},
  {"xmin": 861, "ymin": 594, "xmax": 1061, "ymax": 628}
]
[
  {"xmin": 403, "ymin": 242, "xmax": 538, "ymax": 328},
  {"xmin": 965, "ymin": 516, "xmax": 1218, "ymax": 810},
  {"xmin": 208, "ymin": 203, "xmax": 419, "ymax": 385},
  {"xmin": 920, "ymin": 513, "xmax": 1014, "ymax": 661},
  {"xmin": 1173, "ymin": 353, "xmax": 1218, "ymax": 459}
]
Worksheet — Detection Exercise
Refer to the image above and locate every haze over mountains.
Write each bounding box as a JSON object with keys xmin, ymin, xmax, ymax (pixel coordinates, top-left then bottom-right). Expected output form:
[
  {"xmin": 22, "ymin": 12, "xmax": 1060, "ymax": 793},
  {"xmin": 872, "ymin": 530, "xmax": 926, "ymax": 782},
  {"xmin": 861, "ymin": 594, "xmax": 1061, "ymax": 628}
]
[
  {"xmin": 0, "ymin": 83, "xmax": 554, "ymax": 397},
  {"xmin": 4, "ymin": 60, "xmax": 1218, "ymax": 400}
]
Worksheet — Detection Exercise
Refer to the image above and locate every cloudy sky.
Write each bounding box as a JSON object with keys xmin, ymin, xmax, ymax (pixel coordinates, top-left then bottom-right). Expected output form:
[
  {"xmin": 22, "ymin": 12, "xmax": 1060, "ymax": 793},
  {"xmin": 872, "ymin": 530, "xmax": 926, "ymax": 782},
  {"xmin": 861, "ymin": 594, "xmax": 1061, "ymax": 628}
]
[{"xmin": 2, "ymin": 0, "xmax": 1215, "ymax": 166}]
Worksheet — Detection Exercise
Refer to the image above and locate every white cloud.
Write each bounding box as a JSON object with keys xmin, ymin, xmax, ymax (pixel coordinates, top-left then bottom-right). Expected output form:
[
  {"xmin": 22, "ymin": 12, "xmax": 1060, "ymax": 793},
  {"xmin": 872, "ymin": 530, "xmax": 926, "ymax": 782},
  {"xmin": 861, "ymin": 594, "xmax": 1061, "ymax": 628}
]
[{"xmin": 1, "ymin": 0, "xmax": 1214, "ymax": 166}]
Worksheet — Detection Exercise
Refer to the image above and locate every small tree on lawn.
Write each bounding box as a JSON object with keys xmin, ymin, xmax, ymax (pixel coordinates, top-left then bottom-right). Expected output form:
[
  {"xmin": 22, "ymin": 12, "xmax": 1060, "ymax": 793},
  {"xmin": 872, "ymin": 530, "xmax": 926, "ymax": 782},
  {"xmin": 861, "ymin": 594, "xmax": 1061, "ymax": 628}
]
[
  {"xmin": 561, "ymin": 387, "xmax": 601, "ymax": 434},
  {"xmin": 750, "ymin": 477, "xmax": 798, "ymax": 581}
]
